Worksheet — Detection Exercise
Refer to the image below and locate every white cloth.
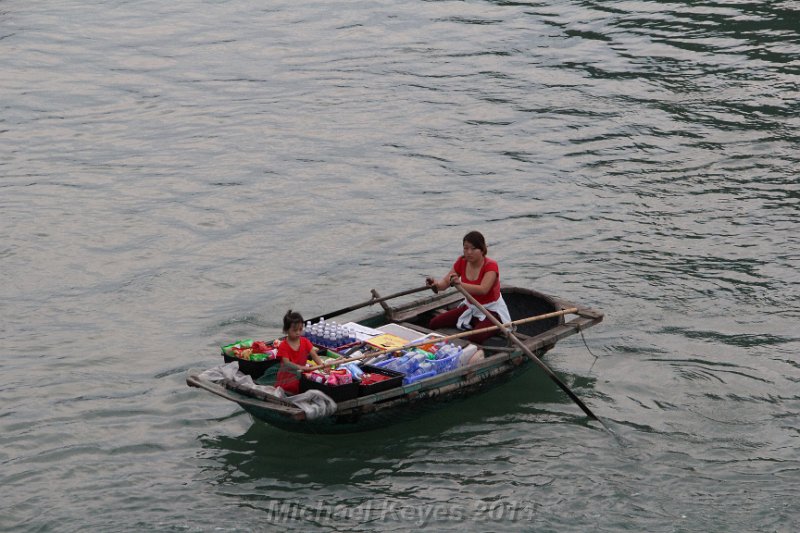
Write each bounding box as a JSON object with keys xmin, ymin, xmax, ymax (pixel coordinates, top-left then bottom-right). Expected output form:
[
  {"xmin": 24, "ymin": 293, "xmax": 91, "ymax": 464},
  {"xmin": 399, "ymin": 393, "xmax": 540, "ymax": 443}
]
[
  {"xmin": 198, "ymin": 361, "xmax": 337, "ymax": 419},
  {"xmin": 200, "ymin": 361, "xmax": 269, "ymax": 390},
  {"xmin": 286, "ymin": 389, "xmax": 338, "ymax": 419},
  {"xmin": 456, "ymin": 294, "xmax": 512, "ymax": 330}
]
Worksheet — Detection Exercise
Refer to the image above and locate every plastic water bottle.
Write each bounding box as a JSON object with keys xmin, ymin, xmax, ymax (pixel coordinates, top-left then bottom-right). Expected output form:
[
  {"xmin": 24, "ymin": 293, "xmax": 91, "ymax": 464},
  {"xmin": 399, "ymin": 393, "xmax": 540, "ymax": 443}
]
[
  {"xmin": 399, "ymin": 356, "xmax": 414, "ymax": 374},
  {"xmin": 437, "ymin": 344, "xmax": 453, "ymax": 359},
  {"xmin": 324, "ymin": 328, "xmax": 335, "ymax": 348},
  {"xmin": 365, "ymin": 353, "xmax": 388, "ymax": 365},
  {"xmin": 330, "ymin": 326, "xmax": 338, "ymax": 348},
  {"xmin": 333, "ymin": 326, "xmax": 342, "ymax": 347},
  {"xmin": 388, "ymin": 356, "xmax": 409, "ymax": 373},
  {"xmin": 417, "ymin": 360, "xmax": 433, "ymax": 375},
  {"xmin": 411, "ymin": 351, "xmax": 429, "ymax": 366},
  {"xmin": 343, "ymin": 362, "xmax": 364, "ymax": 380}
]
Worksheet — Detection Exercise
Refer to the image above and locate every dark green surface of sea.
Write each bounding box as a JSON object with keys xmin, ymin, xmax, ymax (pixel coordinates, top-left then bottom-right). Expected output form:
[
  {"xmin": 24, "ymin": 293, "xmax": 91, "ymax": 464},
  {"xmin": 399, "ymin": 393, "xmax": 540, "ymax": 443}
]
[{"xmin": 1, "ymin": 0, "xmax": 798, "ymax": 531}]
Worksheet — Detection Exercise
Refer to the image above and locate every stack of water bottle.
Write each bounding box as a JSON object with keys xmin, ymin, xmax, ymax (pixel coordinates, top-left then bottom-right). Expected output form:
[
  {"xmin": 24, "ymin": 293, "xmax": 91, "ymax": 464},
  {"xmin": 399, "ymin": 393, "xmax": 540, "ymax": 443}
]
[
  {"xmin": 304, "ymin": 318, "xmax": 358, "ymax": 350},
  {"xmin": 373, "ymin": 342, "xmax": 463, "ymax": 385}
]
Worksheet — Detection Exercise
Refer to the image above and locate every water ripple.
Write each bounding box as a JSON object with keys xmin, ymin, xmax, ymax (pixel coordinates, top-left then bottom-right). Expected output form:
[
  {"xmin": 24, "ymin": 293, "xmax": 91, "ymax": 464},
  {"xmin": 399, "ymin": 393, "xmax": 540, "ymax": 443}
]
[{"xmin": 2, "ymin": 0, "xmax": 799, "ymax": 531}]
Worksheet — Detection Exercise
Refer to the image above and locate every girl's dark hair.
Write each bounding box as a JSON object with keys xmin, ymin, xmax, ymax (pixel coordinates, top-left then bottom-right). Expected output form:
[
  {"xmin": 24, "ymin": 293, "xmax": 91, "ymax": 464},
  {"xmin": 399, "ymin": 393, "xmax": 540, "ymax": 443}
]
[
  {"xmin": 283, "ymin": 309, "xmax": 305, "ymax": 332},
  {"xmin": 463, "ymin": 230, "xmax": 488, "ymax": 255}
]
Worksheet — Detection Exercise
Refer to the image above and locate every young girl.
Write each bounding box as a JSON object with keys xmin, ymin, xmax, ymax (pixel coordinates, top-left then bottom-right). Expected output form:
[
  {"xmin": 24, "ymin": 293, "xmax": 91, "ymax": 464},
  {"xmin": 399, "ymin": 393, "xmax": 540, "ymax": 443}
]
[
  {"xmin": 275, "ymin": 310, "xmax": 325, "ymax": 394},
  {"xmin": 426, "ymin": 230, "xmax": 512, "ymax": 344}
]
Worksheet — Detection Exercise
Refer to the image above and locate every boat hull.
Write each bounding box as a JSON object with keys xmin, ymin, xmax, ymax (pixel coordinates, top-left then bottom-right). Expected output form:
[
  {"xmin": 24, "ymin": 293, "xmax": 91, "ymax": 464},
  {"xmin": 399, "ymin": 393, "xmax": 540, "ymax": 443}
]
[
  {"xmin": 187, "ymin": 286, "xmax": 603, "ymax": 433},
  {"xmin": 240, "ymin": 352, "xmax": 537, "ymax": 433}
]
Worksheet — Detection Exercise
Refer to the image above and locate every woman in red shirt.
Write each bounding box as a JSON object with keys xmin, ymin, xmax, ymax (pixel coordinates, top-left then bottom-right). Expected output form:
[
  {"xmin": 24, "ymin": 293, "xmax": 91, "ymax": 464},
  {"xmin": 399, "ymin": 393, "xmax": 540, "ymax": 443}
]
[
  {"xmin": 275, "ymin": 310, "xmax": 325, "ymax": 394},
  {"xmin": 426, "ymin": 231, "xmax": 512, "ymax": 344}
]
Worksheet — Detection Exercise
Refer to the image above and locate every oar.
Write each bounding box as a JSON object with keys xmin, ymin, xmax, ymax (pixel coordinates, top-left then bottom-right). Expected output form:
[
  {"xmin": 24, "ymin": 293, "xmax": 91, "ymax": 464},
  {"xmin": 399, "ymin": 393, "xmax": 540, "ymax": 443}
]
[
  {"xmin": 306, "ymin": 285, "xmax": 436, "ymax": 324},
  {"xmin": 304, "ymin": 307, "xmax": 577, "ymax": 371},
  {"xmin": 453, "ymin": 283, "xmax": 600, "ymax": 422}
]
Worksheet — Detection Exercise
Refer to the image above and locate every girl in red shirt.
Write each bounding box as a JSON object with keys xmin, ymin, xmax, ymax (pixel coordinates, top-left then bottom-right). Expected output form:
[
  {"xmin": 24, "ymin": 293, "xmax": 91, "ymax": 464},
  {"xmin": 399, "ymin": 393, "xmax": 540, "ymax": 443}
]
[
  {"xmin": 426, "ymin": 231, "xmax": 512, "ymax": 344},
  {"xmin": 275, "ymin": 310, "xmax": 325, "ymax": 394}
]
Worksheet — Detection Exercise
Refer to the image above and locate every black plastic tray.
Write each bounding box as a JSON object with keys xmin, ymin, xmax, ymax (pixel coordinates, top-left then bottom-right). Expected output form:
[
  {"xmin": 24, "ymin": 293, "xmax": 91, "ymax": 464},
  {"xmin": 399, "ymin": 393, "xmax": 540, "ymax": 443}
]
[
  {"xmin": 222, "ymin": 354, "xmax": 278, "ymax": 379},
  {"xmin": 357, "ymin": 364, "xmax": 404, "ymax": 397},
  {"xmin": 299, "ymin": 374, "xmax": 359, "ymax": 402}
]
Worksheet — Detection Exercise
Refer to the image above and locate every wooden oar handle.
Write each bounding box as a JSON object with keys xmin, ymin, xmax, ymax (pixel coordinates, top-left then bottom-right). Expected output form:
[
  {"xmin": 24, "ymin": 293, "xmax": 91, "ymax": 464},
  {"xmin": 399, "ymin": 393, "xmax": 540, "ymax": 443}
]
[{"xmin": 306, "ymin": 284, "xmax": 436, "ymax": 324}]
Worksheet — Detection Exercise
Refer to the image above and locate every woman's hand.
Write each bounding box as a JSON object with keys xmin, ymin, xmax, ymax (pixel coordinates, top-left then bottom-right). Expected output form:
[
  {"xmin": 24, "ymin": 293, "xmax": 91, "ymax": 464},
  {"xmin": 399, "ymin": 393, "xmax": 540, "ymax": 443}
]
[
  {"xmin": 448, "ymin": 273, "xmax": 460, "ymax": 287},
  {"xmin": 426, "ymin": 276, "xmax": 439, "ymax": 293}
]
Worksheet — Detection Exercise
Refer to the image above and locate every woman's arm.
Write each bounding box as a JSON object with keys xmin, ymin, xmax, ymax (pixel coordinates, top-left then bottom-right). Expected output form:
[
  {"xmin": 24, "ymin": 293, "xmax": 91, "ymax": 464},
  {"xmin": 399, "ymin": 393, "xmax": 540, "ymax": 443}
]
[{"xmin": 426, "ymin": 268, "xmax": 457, "ymax": 292}]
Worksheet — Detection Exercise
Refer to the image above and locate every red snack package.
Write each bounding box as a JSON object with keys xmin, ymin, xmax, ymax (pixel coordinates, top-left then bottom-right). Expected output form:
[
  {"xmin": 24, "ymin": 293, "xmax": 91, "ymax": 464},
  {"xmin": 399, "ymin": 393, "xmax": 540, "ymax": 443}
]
[
  {"xmin": 251, "ymin": 340, "xmax": 269, "ymax": 354},
  {"xmin": 233, "ymin": 347, "xmax": 252, "ymax": 360},
  {"xmin": 360, "ymin": 373, "xmax": 390, "ymax": 385}
]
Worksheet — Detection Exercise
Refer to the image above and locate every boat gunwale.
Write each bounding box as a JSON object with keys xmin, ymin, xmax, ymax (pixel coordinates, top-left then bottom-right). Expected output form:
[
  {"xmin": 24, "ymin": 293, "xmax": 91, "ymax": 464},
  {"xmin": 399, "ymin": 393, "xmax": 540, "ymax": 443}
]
[{"xmin": 334, "ymin": 310, "xmax": 600, "ymax": 410}]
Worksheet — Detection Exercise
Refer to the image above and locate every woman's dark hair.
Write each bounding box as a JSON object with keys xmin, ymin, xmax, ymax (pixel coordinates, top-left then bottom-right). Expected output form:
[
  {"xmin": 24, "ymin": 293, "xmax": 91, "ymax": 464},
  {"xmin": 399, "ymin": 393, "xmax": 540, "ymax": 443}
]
[
  {"xmin": 463, "ymin": 230, "xmax": 488, "ymax": 255},
  {"xmin": 283, "ymin": 309, "xmax": 305, "ymax": 332}
]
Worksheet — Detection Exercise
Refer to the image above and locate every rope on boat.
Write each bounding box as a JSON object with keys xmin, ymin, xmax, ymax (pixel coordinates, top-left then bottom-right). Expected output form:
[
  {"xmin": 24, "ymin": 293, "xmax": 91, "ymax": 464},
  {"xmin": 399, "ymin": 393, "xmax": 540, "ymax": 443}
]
[{"xmin": 581, "ymin": 327, "xmax": 600, "ymax": 373}]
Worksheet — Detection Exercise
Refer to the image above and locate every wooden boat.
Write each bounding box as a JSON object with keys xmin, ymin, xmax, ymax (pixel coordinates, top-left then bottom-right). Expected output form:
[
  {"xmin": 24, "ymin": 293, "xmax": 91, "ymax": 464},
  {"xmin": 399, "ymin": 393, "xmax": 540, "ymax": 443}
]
[{"xmin": 186, "ymin": 286, "xmax": 603, "ymax": 433}]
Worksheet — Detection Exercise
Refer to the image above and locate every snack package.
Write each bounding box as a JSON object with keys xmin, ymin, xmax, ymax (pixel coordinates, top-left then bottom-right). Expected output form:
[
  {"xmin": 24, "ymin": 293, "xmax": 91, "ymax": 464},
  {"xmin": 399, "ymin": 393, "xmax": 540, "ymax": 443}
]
[
  {"xmin": 233, "ymin": 347, "xmax": 253, "ymax": 360},
  {"xmin": 251, "ymin": 340, "xmax": 270, "ymax": 354},
  {"xmin": 221, "ymin": 339, "xmax": 254, "ymax": 356},
  {"xmin": 326, "ymin": 369, "xmax": 353, "ymax": 386}
]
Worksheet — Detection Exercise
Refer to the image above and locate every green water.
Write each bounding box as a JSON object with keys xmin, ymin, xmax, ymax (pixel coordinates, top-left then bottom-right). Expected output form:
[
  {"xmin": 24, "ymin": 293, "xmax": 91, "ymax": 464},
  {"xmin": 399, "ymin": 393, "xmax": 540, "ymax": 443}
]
[{"xmin": 1, "ymin": 0, "xmax": 798, "ymax": 531}]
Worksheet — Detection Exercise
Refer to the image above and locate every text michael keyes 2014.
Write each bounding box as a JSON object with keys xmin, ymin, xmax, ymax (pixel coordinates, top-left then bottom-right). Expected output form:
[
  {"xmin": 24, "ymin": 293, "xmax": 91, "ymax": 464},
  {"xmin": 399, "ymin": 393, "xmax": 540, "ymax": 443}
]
[{"xmin": 262, "ymin": 499, "xmax": 540, "ymax": 526}]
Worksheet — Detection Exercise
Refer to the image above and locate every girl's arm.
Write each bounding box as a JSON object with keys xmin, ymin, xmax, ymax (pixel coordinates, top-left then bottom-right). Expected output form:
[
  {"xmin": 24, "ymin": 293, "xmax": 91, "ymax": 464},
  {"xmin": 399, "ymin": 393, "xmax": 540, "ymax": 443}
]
[{"xmin": 308, "ymin": 346, "xmax": 325, "ymax": 367}]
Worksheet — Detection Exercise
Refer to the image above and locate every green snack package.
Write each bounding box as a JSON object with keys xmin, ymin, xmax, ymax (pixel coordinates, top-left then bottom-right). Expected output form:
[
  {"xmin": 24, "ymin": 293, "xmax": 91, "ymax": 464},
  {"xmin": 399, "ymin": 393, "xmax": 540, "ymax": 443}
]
[
  {"xmin": 221, "ymin": 342, "xmax": 239, "ymax": 356},
  {"xmin": 221, "ymin": 339, "xmax": 254, "ymax": 355}
]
